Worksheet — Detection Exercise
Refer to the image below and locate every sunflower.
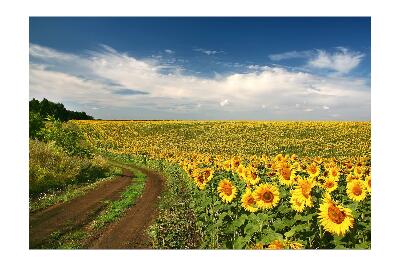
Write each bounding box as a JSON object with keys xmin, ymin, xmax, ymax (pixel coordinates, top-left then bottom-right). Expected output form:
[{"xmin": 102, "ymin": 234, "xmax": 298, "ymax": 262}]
[
  {"xmin": 347, "ymin": 179, "xmax": 367, "ymax": 201},
  {"xmin": 202, "ymin": 168, "xmax": 214, "ymax": 182},
  {"xmin": 322, "ymin": 176, "xmax": 338, "ymax": 193},
  {"xmin": 277, "ymin": 163, "xmax": 296, "ymax": 186},
  {"xmin": 328, "ymin": 167, "xmax": 340, "ymax": 181},
  {"xmin": 193, "ymin": 171, "xmax": 208, "ymax": 190},
  {"xmin": 365, "ymin": 175, "xmax": 371, "ymax": 193},
  {"xmin": 245, "ymin": 167, "xmax": 260, "ymax": 185},
  {"xmin": 346, "ymin": 173, "xmax": 360, "ymax": 183},
  {"xmin": 318, "ymin": 196, "xmax": 354, "ymax": 236},
  {"xmin": 290, "ymin": 194, "xmax": 306, "ymax": 212},
  {"xmin": 314, "ymin": 156, "xmax": 323, "ymax": 164},
  {"xmin": 307, "ymin": 162, "xmax": 320, "ymax": 179},
  {"xmin": 241, "ymin": 189, "xmax": 258, "ymax": 212},
  {"xmin": 236, "ymin": 164, "xmax": 246, "ymax": 178},
  {"xmin": 267, "ymin": 240, "xmax": 284, "ymax": 249},
  {"xmin": 291, "ymin": 177, "xmax": 315, "ymax": 207},
  {"xmin": 353, "ymin": 165, "xmax": 364, "ymax": 178},
  {"xmin": 230, "ymin": 156, "xmax": 241, "ymax": 170},
  {"xmin": 254, "ymin": 183, "xmax": 280, "ymax": 209},
  {"xmin": 289, "ymin": 242, "xmax": 304, "ymax": 249},
  {"xmin": 217, "ymin": 178, "xmax": 237, "ymax": 203},
  {"xmin": 250, "ymin": 243, "xmax": 264, "ymax": 250},
  {"xmin": 223, "ymin": 160, "xmax": 231, "ymax": 171}
]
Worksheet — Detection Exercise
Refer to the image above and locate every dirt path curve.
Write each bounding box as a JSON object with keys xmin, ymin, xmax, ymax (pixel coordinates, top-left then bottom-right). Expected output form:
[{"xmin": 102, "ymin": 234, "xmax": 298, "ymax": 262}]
[
  {"xmin": 89, "ymin": 166, "xmax": 164, "ymax": 249},
  {"xmin": 29, "ymin": 170, "xmax": 134, "ymax": 249}
]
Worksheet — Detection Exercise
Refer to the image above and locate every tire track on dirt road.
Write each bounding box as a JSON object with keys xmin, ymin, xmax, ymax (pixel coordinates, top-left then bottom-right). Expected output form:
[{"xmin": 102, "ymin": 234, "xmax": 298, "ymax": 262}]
[
  {"xmin": 89, "ymin": 166, "xmax": 164, "ymax": 249},
  {"xmin": 29, "ymin": 170, "xmax": 134, "ymax": 249}
]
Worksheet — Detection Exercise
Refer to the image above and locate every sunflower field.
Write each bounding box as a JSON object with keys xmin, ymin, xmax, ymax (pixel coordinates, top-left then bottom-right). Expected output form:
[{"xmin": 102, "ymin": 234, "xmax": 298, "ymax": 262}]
[{"xmin": 74, "ymin": 120, "xmax": 371, "ymax": 249}]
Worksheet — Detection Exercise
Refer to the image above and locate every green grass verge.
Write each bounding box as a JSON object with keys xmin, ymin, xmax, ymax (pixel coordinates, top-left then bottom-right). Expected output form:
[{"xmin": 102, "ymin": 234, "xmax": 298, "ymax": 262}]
[
  {"xmin": 89, "ymin": 166, "xmax": 147, "ymax": 230},
  {"xmin": 29, "ymin": 173, "xmax": 121, "ymax": 213}
]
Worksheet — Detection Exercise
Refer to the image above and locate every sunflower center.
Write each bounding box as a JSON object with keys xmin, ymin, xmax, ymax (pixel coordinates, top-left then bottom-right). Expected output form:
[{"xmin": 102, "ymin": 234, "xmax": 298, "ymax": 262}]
[
  {"xmin": 301, "ymin": 184, "xmax": 312, "ymax": 198},
  {"xmin": 368, "ymin": 179, "xmax": 371, "ymax": 188},
  {"xmin": 328, "ymin": 205, "xmax": 346, "ymax": 224},
  {"xmin": 326, "ymin": 181, "xmax": 334, "ymax": 188},
  {"xmin": 352, "ymin": 185, "xmax": 362, "ymax": 196},
  {"xmin": 222, "ymin": 184, "xmax": 233, "ymax": 196},
  {"xmin": 247, "ymin": 196, "xmax": 255, "ymax": 205},
  {"xmin": 197, "ymin": 175, "xmax": 205, "ymax": 183},
  {"xmin": 204, "ymin": 170, "xmax": 211, "ymax": 178},
  {"xmin": 262, "ymin": 191, "xmax": 274, "ymax": 203},
  {"xmin": 281, "ymin": 168, "xmax": 291, "ymax": 180},
  {"xmin": 310, "ymin": 166, "xmax": 316, "ymax": 174},
  {"xmin": 332, "ymin": 169, "xmax": 338, "ymax": 177}
]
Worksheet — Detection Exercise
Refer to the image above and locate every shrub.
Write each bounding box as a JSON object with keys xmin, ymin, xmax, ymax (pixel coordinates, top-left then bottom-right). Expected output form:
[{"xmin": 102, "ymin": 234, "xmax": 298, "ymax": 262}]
[
  {"xmin": 38, "ymin": 119, "xmax": 94, "ymax": 158},
  {"xmin": 29, "ymin": 140, "xmax": 111, "ymax": 196}
]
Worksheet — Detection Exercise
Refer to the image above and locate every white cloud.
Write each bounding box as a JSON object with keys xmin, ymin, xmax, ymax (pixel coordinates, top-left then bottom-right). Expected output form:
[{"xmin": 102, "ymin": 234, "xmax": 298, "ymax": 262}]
[
  {"xmin": 308, "ymin": 48, "xmax": 364, "ymax": 74},
  {"xmin": 164, "ymin": 49, "xmax": 174, "ymax": 54},
  {"xmin": 193, "ymin": 48, "xmax": 223, "ymax": 55},
  {"xmin": 220, "ymin": 99, "xmax": 229, "ymax": 107},
  {"xmin": 269, "ymin": 50, "xmax": 314, "ymax": 61},
  {"xmin": 323, "ymin": 105, "xmax": 330, "ymax": 110},
  {"xmin": 29, "ymin": 44, "xmax": 370, "ymax": 120}
]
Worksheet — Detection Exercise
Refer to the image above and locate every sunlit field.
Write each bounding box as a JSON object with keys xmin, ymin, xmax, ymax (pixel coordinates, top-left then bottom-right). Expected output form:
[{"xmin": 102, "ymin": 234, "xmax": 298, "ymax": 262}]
[{"xmin": 74, "ymin": 120, "xmax": 371, "ymax": 249}]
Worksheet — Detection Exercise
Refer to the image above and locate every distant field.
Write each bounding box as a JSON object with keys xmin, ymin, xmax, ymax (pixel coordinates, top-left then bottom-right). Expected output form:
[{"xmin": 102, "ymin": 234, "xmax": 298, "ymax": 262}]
[{"xmin": 74, "ymin": 120, "xmax": 371, "ymax": 159}]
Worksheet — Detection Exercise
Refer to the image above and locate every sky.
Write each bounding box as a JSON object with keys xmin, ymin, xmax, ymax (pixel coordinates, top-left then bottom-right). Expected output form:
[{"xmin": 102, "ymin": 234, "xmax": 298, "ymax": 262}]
[{"xmin": 29, "ymin": 17, "xmax": 371, "ymax": 120}]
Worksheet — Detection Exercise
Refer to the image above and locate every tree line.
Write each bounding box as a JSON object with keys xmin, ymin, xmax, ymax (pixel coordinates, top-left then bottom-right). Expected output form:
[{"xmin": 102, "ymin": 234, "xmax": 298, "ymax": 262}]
[{"xmin": 30, "ymin": 98, "xmax": 94, "ymax": 121}]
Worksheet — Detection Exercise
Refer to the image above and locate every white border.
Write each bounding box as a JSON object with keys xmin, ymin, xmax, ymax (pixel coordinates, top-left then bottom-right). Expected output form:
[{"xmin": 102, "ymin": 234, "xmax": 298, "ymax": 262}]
[{"xmin": 1, "ymin": 0, "xmax": 399, "ymax": 265}]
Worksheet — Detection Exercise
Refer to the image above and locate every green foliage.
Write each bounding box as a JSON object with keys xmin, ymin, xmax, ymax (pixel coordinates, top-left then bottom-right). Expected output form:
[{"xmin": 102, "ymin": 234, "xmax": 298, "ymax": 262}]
[
  {"xmin": 38, "ymin": 119, "xmax": 94, "ymax": 158},
  {"xmin": 29, "ymin": 111, "xmax": 45, "ymax": 139},
  {"xmin": 30, "ymin": 98, "xmax": 93, "ymax": 121},
  {"xmin": 29, "ymin": 139, "xmax": 112, "ymax": 196}
]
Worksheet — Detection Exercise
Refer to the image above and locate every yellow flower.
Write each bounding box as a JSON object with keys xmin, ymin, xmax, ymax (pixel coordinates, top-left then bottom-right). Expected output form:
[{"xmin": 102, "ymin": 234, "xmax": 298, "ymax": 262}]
[
  {"xmin": 328, "ymin": 167, "xmax": 340, "ymax": 181},
  {"xmin": 347, "ymin": 179, "xmax": 367, "ymax": 201},
  {"xmin": 230, "ymin": 156, "xmax": 241, "ymax": 170},
  {"xmin": 241, "ymin": 189, "xmax": 258, "ymax": 212},
  {"xmin": 254, "ymin": 183, "xmax": 280, "ymax": 209},
  {"xmin": 307, "ymin": 162, "xmax": 320, "ymax": 179},
  {"xmin": 318, "ymin": 196, "xmax": 354, "ymax": 236},
  {"xmin": 290, "ymin": 194, "xmax": 306, "ymax": 212},
  {"xmin": 193, "ymin": 170, "xmax": 208, "ymax": 190},
  {"xmin": 223, "ymin": 160, "xmax": 231, "ymax": 171},
  {"xmin": 365, "ymin": 175, "xmax": 371, "ymax": 193},
  {"xmin": 314, "ymin": 156, "xmax": 323, "ymax": 164},
  {"xmin": 267, "ymin": 240, "xmax": 284, "ymax": 249},
  {"xmin": 236, "ymin": 164, "xmax": 246, "ymax": 178},
  {"xmin": 217, "ymin": 178, "xmax": 237, "ymax": 203},
  {"xmin": 291, "ymin": 177, "xmax": 315, "ymax": 207},
  {"xmin": 322, "ymin": 176, "xmax": 338, "ymax": 193},
  {"xmin": 202, "ymin": 168, "xmax": 214, "ymax": 182},
  {"xmin": 277, "ymin": 163, "xmax": 296, "ymax": 186},
  {"xmin": 245, "ymin": 167, "xmax": 260, "ymax": 185},
  {"xmin": 353, "ymin": 165, "xmax": 364, "ymax": 178},
  {"xmin": 289, "ymin": 242, "xmax": 304, "ymax": 249}
]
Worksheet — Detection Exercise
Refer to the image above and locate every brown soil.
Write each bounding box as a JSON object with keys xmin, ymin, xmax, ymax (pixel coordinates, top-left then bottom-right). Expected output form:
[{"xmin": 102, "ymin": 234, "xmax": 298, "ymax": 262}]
[
  {"xmin": 29, "ymin": 170, "xmax": 133, "ymax": 249},
  {"xmin": 88, "ymin": 166, "xmax": 164, "ymax": 249}
]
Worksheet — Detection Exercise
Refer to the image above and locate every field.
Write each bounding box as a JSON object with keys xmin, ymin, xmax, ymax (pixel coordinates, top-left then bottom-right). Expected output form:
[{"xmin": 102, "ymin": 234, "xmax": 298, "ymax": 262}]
[{"xmin": 73, "ymin": 120, "xmax": 371, "ymax": 249}]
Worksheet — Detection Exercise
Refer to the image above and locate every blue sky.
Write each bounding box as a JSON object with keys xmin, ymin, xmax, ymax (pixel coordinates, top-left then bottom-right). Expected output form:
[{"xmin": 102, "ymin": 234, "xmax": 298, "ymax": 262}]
[{"xmin": 29, "ymin": 17, "xmax": 371, "ymax": 120}]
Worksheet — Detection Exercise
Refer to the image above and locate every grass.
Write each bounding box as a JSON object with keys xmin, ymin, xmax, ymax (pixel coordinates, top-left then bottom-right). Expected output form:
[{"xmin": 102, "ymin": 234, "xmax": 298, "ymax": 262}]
[
  {"xmin": 29, "ymin": 174, "xmax": 120, "ymax": 213},
  {"xmin": 89, "ymin": 163, "xmax": 147, "ymax": 230}
]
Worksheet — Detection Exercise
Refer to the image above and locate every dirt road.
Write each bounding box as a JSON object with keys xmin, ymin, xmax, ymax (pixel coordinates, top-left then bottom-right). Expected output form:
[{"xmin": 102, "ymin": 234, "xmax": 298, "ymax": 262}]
[
  {"xmin": 29, "ymin": 170, "xmax": 133, "ymax": 248},
  {"xmin": 29, "ymin": 166, "xmax": 164, "ymax": 249},
  {"xmin": 89, "ymin": 166, "xmax": 164, "ymax": 249}
]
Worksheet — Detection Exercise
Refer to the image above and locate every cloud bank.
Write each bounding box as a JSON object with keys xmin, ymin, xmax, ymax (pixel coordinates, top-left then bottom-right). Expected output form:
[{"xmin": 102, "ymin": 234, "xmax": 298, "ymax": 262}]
[{"xmin": 29, "ymin": 44, "xmax": 370, "ymax": 120}]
